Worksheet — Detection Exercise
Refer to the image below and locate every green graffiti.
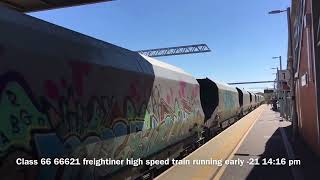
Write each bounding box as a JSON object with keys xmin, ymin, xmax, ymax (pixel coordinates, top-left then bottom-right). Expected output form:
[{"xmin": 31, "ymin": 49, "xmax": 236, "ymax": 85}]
[
  {"xmin": 53, "ymin": 95, "xmax": 149, "ymax": 140},
  {"xmin": 0, "ymin": 82, "xmax": 50, "ymax": 155},
  {"xmin": 143, "ymin": 110, "xmax": 151, "ymax": 129},
  {"xmin": 174, "ymin": 100, "xmax": 181, "ymax": 121}
]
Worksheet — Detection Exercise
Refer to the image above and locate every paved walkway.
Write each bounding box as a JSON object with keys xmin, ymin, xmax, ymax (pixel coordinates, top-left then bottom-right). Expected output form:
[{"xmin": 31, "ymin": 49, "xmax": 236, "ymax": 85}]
[
  {"xmin": 220, "ymin": 105, "xmax": 303, "ymax": 180},
  {"xmin": 156, "ymin": 106, "xmax": 266, "ymax": 180},
  {"xmin": 156, "ymin": 105, "xmax": 316, "ymax": 180}
]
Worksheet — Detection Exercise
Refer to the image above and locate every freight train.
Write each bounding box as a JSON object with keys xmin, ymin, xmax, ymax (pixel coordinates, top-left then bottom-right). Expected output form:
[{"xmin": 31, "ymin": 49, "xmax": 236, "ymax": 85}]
[
  {"xmin": 0, "ymin": 6, "xmax": 264, "ymax": 180},
  {"xmin": 197, "ymin": 78, "xmax": 264, "ymax": 141}
]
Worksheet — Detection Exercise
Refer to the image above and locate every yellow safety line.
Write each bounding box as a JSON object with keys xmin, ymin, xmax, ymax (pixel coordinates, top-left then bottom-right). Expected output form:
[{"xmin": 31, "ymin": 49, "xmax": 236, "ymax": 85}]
[
  {"xmin": 193, "ymin": 106, "xmax": 265, "ymax": 179},
  {"xmin": 212, "ymin": 106, "xmax": 265, "ymax": 180},
  {"xmin": 155, "ymin": 105, "xmax": 266, "ymax": 180}
]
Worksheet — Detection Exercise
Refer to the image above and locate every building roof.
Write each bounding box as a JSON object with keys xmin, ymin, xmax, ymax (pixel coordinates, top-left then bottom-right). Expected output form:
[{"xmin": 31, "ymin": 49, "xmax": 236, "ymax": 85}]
[{"xmin": 0, "ymin": 0, "xmax": 112, "ymax": 12}]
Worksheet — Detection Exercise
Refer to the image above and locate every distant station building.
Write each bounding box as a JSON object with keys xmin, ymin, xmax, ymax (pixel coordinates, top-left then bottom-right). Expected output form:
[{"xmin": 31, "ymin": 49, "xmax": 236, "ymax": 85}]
[{"xmin": 291, "ymin": 0, "xmax": 320, "ymax": 155}]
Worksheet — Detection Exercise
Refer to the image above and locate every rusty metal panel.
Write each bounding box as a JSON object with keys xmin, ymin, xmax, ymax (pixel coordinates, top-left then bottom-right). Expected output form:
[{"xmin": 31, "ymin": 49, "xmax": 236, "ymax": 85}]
[
  {"xmin": 0, "ymin": 0, "xmax": 112, "ymax": 12},
  {"xmin": 0, "ymin": 7, "xmax": 204, "ymax": 179}
]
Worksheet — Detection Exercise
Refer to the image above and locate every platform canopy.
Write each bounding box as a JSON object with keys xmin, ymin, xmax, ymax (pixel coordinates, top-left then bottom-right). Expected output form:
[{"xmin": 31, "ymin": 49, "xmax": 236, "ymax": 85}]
[{"xmin": 0, "ymin": 0, "xmax": 112, "ymax": 12}]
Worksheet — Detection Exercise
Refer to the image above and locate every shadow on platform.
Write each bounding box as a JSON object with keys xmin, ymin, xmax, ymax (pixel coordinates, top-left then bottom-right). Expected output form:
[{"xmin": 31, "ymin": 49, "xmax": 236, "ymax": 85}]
[{"xmin": 245, "ymin": 125, "xmax": 320, "ymax": 180}]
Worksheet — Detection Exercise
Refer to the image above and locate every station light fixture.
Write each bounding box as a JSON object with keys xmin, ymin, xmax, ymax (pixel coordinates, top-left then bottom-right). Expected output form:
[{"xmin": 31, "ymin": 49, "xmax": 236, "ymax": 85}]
[{"xmin": 268, "ymin": 10, "xmax": 287, "ymax": 14}]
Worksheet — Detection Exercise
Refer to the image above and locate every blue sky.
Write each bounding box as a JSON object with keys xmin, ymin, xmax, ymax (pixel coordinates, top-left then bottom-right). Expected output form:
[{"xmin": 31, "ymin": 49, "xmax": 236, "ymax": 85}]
[{"xmin": 30, "ymin": 0, "xmax": 291, "ymax": 92}]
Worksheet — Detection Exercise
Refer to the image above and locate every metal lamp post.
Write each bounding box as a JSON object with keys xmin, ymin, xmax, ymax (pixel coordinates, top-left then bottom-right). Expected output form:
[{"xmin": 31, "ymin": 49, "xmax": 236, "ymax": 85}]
[
  {"xmin": 268, "ymin": 7, "xmax": 298, "ymax": 139},
  {"xmin": 272, "ymin": 56, "xmax": 284, "ymax": 118},
  {"xmin": 272, "ymin": 56, "xmax": 282, "ymax": 70},
  {"xmin": 271, "ymin": 67, "xmax": 281, "ymax": 112}
]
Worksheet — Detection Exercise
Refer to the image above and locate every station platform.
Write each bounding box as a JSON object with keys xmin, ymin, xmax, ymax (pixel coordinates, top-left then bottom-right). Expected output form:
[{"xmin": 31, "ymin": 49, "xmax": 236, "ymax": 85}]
[{"xmin": 156, "ymin": 105, "xmax": 309, "ymax": 180}]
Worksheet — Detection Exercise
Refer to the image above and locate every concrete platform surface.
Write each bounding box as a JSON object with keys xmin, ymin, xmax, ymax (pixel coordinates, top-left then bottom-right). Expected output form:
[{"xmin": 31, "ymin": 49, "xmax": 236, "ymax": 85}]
[
  {"xmin": 156, "ymin": 105, "xmax": 266, "ymax": 180},
  {"xmin": 219, "ymin": 105, "xmax": 303, "ymax": 180},
  {"xmin": 156, "ymin": 105, "xmax": 311, "ymax": 180}
]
